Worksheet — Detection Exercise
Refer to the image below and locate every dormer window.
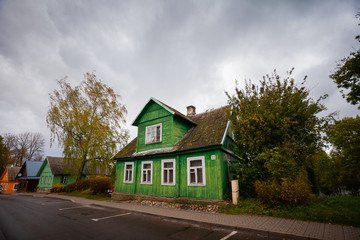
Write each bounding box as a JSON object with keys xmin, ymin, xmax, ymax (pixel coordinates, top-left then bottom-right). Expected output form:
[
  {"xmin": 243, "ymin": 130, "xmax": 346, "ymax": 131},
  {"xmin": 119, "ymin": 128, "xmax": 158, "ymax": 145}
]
[{"xmin": 145, "ymin": 123, "xmax": 162, "ymax": 144}]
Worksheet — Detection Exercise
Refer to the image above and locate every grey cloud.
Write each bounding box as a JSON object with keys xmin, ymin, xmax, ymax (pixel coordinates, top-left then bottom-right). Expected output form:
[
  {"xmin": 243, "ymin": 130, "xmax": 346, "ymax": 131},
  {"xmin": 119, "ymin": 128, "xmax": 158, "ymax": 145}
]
[{"xmin": 0, "ymin": 0, "xmax": 359, "ymax": 157}]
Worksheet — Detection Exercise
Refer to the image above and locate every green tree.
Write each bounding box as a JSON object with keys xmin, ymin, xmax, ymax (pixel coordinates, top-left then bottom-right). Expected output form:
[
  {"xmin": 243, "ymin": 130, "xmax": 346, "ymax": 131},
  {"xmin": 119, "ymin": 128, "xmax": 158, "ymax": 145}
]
[
  {"xmin": 313, "ymin": 150, "xmax": 343, "ymax": 196},
  {"xmin": 47, "ymin": 72, "xmax": 129, "ymax": 179},
  {"xmin": 330, "ymin": 12, "xmax": 360, "ymax": 108},
  {"xmin": 326, "ymin": 116, "xmax": 360, "ymax": 195},
  {"xmin": 0, "ymin": 135, "xmax": 11, "ymax": 174},
  {"xmin": 226, "ymin": 69, "xmax": 327, "ymax": 198}
]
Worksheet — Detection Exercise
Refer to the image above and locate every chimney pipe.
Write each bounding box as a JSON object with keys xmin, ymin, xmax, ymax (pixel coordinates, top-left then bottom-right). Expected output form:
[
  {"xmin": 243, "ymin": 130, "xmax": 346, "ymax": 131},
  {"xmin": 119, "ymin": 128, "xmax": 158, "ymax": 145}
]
[{"xmin": 187, "ymin": 105, "xmax": 196, "ymax": 116}]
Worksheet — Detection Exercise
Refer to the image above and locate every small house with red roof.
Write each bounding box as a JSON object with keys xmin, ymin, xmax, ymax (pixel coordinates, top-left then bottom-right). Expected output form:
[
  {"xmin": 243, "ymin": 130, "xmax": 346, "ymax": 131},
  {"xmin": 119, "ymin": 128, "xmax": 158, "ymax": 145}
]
[{"xmin": 0, "ymin": 166, "xmax": 21, "ymax": 193}]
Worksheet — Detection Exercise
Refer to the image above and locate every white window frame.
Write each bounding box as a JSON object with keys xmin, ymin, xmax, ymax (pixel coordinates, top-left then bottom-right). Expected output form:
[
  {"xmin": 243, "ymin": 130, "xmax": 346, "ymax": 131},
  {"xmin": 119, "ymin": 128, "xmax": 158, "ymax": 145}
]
[
  {"xmin": 187, "ymin": 156, "xmax": 206, "ymax": 186},
  {"xmin": 141, "ymin": 161, "xmax": 153, "ymax": 185},
  {"xmin": 13, "ymin": 183, "xmax": 18, "ymax": 190},
  {"xmin": 145, "ymin": 123, "xmax": 162, "ymax": 144},
  {"xmin": 161, "ymin": 159, "xmax": 176, "ymax": 186},
  {"xmin": 123, "ymin": 162, "xmax": 134, "ymax": 183}
]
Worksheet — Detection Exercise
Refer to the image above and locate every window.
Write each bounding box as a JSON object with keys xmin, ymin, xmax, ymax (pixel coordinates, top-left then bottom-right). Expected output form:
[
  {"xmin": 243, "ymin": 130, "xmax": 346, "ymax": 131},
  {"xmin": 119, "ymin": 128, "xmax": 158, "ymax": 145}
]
[
  {"xmin": 123, "ymin": 162, "xmax": 134, "ymax": 183},
  {"xmin": 187, "ymin": 156, "xmax": 206, "ymax": 186},
  {"xmin": 141, "ymin": 161, "xmax": 153, "ymax": 184},
  {"xmin": 61, "ymin": 176, "xmax": 67, "ymax": 184},
  {"xmin": 44, "ymin": 176, "xmax": 48, "ymax": 185},
  {"xmin": 48, "ymin": 176, "xmax": 51, "ymax": 184},
  {"xmin": 13, "ymin": 184, "xmax": 18, "ymax": 190},
  {"xmin": 161, "ymin": 159, "xmax": 175, "ymax": 185},
  {"xmin": 5, "ymin": 183, "xmax": 8, "ymax": 190},
  {"xmin": 40, "ymin": 176, "xmax": 43, "ymax": 184},
  {"xmin": 145, "ymin": 123, "xmax": 162, "ymax": 144}
]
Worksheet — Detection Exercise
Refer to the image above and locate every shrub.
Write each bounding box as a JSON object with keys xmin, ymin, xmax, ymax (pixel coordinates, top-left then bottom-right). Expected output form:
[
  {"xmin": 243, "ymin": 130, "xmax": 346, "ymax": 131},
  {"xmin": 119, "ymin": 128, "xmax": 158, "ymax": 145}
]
[
  {"xmin": 51, "ymin": 183, "xmax": 65, "ymax": 193},
  {"xmin": 90, "ymin": 178, "xmax": 112, "ymax": 195},
  {"xmin": 255, "ymin": 176, "xmax": 311, "ymax": 206},
  {"xmin": 64, "ymin": 179, "xmax": 91, "ymax": 193},
  {"xmin": 280, "ymin": 177, "xmax": 311, "ymax": 205},
  {"xmin": 255, "ymin": 180, "xmax": 281, "ymax": 206},
  {"xmin": 64, "ymin": 178, "xmax": 111, "ymax": 195}
]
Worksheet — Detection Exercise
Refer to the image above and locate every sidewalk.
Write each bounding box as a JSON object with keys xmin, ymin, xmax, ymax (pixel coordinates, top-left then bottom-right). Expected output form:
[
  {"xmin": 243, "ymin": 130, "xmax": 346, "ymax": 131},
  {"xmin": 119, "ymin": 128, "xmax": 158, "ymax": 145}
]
[{"xmin": 30, "ymin": 193, "xmax": 360, "ymax": 240}]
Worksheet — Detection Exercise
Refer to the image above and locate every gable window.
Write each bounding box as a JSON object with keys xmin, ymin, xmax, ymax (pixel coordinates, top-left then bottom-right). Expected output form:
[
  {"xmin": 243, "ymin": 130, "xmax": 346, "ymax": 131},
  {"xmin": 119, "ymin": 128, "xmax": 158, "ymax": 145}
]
[
  {"xmin": 61, "ymin": 176, "xmax": 67, "ymax": 184},
  {"xmin": 40, "ymin": 176, "xmax": 44, "ymax": 184},
  {"xmin": 141, "ymin": 161, "xmax": 153, "ymax": 184},
  {"xmin": 44, "ymin": 176, "xmax": 48, "ymax": 185},
  {"xmin": 145, "ymin": 123, "xmax": 162, "ymax": 144},
  {"xmin": 161, "ymin": 159, "xmax": 175, "ymax": 185},
  {"xmin": 123, "ymin": 162, "xmax": 134, "ymax": 183},
  {"xmin": 48, "ymin": 176, "xmax": 52, "ymax": 184},
  {"xmin": 13, "ymin": 184, "xmax": 18, "ymax": 190},
  {"xmin": 187, "ymin": 156, "xmax": 206, "ymax": 186}
]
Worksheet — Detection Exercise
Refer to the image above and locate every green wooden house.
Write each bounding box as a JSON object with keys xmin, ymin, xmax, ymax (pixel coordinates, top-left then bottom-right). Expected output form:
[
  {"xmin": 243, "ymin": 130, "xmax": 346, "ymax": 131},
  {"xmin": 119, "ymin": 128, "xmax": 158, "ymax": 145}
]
[
  {"xmin": 36, "ymin": 156, "xmax": 110, "ymax": 192},
  {"xmin": 36, "ymin": 156, "xmax": 78, "ymax": 192},
  {"xmin": 113, "ymin": 98, "xmax": 238, "ymax": 200}
]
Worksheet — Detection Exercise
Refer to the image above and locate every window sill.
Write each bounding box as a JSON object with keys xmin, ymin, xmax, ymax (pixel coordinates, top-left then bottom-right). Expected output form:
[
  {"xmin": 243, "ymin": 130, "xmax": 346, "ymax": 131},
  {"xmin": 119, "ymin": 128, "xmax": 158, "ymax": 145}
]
[
  {"xmin": 145, "ymin": 141, "xmax": 162, "ymax": 145},
  {"xmin": 161, "ymin": 183, "xmax": 176, "ymax": 186},
  {"xmin": 141, "ymin": 182, "xmax": 152, "ymax": 185}
]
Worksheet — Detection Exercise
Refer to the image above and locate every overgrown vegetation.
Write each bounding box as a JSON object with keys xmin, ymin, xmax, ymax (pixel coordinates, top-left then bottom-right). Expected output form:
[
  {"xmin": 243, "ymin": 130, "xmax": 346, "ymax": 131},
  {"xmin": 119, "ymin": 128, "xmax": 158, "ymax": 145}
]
[
  {"xmin": 61, "ymin": 189, "xmax": 111, "ymax": 201},
  {"xmin": 64, "ymin": 177, "xmax": 112, "ymax": 195},
  {"xmin": 51, "ymin": 183, "xmax": 65, "ymax": 193},
  {"xmin": 226, "ymin": 69, "xmax": 328, "ymax": 203},
  {"xmin": 220, "ymin": 196, "xmax": 360, "ymax": 227}
]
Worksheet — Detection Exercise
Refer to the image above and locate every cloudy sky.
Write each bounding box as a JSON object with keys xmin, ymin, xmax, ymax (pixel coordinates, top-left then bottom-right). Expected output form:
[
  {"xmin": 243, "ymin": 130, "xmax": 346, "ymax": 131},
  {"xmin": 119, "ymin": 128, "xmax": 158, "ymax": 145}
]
[{"xmin": 0, "ymin": 0, "xmax": 359, "ymax": 157}]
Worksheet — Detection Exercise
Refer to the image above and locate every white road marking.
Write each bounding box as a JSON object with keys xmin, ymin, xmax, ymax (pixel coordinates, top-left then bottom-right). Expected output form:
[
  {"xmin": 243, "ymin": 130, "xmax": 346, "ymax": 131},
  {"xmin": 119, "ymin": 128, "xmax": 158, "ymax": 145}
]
[
  {"xmin": 59, "ymin": 205, "xmax": 90, "ymax": 211},
  {"xmin": 220, "ymin": 231, "xmax": 237, "ymax": 240},
  {"xmin": 91, "ymin": 212, "xmax": 131, "ymax": 222}
]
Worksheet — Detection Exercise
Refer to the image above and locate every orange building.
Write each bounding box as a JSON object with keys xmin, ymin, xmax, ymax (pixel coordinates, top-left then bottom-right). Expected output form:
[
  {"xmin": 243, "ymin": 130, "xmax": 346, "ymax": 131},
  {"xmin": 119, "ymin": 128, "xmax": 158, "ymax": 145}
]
[{"xmin": 0, "ymin": 166, "xmax": 21, "ymax": 193}]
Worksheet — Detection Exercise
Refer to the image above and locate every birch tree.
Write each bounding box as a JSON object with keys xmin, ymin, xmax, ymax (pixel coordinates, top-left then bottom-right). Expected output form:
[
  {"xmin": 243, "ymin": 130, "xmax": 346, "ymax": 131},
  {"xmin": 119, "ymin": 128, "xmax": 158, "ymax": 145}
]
[{"xmin": 47, "ymin": 72, "xmax": 129, "ymax": 179}]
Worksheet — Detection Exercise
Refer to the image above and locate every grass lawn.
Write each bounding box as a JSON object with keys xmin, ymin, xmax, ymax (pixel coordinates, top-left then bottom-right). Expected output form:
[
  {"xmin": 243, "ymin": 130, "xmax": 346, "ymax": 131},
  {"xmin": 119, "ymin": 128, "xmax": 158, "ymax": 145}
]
[
  {"xmin": 59, "ymin": 189, "xmax": 111, "ymax": 201},
  {"xmin": 219, "ymin": 196, "xmax": 360, "ymax": 227}
]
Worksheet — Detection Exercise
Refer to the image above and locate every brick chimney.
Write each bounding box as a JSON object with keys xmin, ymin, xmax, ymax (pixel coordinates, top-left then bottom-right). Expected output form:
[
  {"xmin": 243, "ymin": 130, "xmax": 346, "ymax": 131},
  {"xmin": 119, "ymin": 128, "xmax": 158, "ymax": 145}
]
[{"xmin": 187, "ymin": 105, "xmax": 196, "ymax": 116}]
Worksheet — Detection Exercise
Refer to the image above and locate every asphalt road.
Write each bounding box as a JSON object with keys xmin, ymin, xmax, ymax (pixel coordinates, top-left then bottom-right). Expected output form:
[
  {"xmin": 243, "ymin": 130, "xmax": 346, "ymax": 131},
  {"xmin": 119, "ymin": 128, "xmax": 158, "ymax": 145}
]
[{"xmin": 0, "ymin": 194, "xmax": 273, "ymax": 240}]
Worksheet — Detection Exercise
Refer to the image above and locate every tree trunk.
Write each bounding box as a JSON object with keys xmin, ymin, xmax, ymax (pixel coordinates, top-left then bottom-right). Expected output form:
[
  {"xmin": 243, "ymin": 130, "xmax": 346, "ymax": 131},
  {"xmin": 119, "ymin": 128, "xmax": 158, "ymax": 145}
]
[{"xmin": 78, "ymin": 160, "xmax": 87, "ymax": 181}]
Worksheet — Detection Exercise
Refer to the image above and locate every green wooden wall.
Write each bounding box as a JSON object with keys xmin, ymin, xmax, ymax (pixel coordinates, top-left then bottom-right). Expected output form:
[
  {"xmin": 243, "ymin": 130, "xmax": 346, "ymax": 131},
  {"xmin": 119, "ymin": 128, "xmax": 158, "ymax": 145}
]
[
  {"xmin": 115, "ymin": 148, "xmax": 231, "ymax": 200},
  {"xmin": 37, "ymin": 160, "xmax": 54, "ymax": 188},
  {"xmin": 172, "ymin": 117, "xmax": 192, "ymax": 145},
  {"xmin": 137, "ymin": 115, "xmax": 173, "ymax": 152},
  {"xmin": 135, "ymin": 102, "xmax": 193, "ymax": 153},
  {"xmin": 37, "ymin": 160, "xmax": 78, "ymax": 189}
]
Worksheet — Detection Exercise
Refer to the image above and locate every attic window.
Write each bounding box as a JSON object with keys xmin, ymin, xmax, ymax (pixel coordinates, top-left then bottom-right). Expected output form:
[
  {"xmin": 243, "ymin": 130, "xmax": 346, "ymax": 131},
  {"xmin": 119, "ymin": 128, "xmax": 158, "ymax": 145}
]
[{"xmin": 145, "ymin": 123, "xmax": 162, "ymax": 144}]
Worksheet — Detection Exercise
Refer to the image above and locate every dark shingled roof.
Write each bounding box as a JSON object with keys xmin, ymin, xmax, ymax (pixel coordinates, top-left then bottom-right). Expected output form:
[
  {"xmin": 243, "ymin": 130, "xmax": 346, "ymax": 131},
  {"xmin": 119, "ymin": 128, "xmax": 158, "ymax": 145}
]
[
  {"xmin": 7, "ymin": 167, "xmax": 21, "ymax": 181},
  {"xmin": 114, "ymin": 106, "xmax": 229, "ymax": 159},
  {"xmin": 47, "ymin": 156, "xmax": 68, "ymax": 175},
  {"xmin": 43, "ymin": 156, "xmax": 110, "ymax": 176}
]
